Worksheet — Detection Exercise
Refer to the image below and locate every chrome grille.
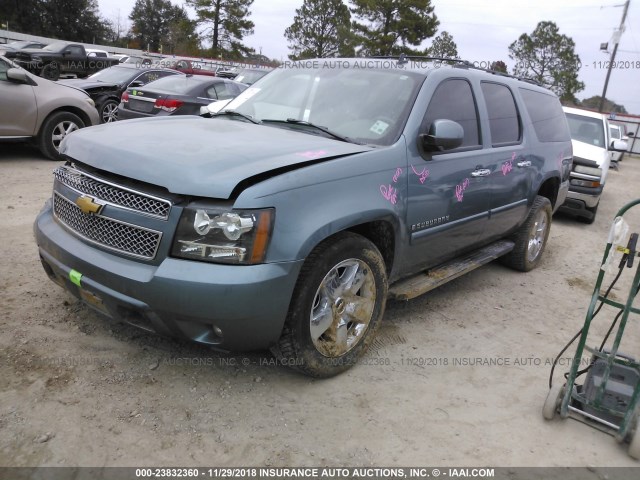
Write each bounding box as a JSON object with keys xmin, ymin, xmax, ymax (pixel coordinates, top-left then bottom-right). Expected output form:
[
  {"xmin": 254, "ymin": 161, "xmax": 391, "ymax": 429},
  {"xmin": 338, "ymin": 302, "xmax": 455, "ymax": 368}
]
[
  {"xmin": 53, "ymin": 193, "xmax": 162, "ymax": 260},
  {"xmin": 54, "ymin": 165, "xmax": 171, "ymax": 219}
]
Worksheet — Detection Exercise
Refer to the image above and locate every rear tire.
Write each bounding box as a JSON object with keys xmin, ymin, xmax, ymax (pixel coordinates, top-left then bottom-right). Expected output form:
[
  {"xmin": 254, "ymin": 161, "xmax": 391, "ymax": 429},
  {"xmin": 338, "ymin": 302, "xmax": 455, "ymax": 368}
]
[
  {"xmin": 37, "ymin": 111, "xmax": 84, "ymax": 161},
  {"xmin": 271, "ymin": 232, "xmax": 388, "ymax": 378},
  {"xmin": 501, "ymin": 195, "xmax": 552, "ymax": 272}
]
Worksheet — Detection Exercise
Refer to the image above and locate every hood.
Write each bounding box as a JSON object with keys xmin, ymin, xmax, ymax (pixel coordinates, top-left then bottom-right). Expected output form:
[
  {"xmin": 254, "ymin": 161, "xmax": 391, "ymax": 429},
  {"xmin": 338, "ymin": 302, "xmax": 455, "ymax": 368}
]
[
  {"xmin": 571, "ymin": 139, "xmax": 609, "ymax": 168},
  {"xmin": 60, "ymin": 116, "xmax": 373, "ymax": 198},
  {"xmin": 58, "ymin": 79, "xmax": 119, "ymax": 91}
]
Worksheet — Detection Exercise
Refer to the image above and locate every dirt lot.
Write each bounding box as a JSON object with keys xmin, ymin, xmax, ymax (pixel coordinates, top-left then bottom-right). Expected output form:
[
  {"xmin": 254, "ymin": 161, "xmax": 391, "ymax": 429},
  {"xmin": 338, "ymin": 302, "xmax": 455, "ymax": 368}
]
[{"xmin": 1, "ymin": 143, "xmax": 639, "ymax": 468}]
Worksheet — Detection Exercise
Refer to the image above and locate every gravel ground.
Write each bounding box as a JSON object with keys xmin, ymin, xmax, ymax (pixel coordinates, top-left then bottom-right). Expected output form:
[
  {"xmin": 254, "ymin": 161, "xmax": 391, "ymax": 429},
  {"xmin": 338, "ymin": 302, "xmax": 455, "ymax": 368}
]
[{"xmin": 1, "ymin": 142, "xmax": 639, "ymax": 468}]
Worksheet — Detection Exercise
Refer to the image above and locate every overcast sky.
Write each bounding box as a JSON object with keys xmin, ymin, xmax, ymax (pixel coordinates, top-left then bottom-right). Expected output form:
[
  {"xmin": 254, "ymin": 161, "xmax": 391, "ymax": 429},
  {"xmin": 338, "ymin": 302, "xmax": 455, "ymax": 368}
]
[{"xmin": 98, "ymin": 0, "xmax": 640, "ymax": 113}]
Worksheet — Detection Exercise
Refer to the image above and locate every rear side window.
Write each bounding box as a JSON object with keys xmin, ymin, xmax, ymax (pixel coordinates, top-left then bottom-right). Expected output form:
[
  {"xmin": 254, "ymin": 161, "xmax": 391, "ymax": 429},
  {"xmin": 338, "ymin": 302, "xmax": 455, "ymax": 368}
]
[
  {"xmin": 422, "ymin": 79, "xmax": 480, "ymax": 149},
  {"xmin": 481, "ymin": 82, "xmax": 521, "ymax": 145},
  {"xmin": 519, "ymin": 88, "xmax": 570, "ymax": 142}
]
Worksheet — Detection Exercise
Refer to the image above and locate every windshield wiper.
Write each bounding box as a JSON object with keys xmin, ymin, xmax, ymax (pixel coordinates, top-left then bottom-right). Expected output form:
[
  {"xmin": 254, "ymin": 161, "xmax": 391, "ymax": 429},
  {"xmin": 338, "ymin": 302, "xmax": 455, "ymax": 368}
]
[
  {"xmin": 262, "ymin": 118, "xmax": 360, "ymax": 144},
  {"xmin": 213, "ymin": 109, "xmax": 261, "ymax": 124}
]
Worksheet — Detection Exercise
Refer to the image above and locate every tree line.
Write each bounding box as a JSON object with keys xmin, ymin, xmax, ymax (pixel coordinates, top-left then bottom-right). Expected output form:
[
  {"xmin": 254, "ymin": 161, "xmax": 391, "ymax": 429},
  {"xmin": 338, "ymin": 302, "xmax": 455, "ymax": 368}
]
[{"xmin": 1, "ymin": 0, "xmax": 591, "ymax": 103}]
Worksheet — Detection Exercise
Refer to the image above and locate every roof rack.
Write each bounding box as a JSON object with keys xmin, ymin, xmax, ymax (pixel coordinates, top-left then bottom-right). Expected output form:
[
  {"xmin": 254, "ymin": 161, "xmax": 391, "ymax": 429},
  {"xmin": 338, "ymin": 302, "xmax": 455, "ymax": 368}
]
[{"xmin": 372, "ymin": 54, "xmax": 543, "ymax": 87}]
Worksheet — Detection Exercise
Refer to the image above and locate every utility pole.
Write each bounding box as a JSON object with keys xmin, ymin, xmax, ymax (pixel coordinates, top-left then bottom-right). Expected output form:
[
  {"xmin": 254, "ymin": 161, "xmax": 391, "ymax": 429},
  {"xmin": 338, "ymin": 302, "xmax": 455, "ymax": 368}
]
[{"xmin": 598, "ymin": 0, "xmax": 631, "ymax": 112}]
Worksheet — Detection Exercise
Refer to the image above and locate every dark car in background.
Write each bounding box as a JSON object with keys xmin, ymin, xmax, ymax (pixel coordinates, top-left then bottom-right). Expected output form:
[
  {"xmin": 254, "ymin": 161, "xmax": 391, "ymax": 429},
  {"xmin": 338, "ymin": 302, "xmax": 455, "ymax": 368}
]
[
  {"xmin": 0, "ymin": 40, "xmax": 47, "ymax": 59},
  {"xmin": 59, "ymin": 64, "xmax": 181, "ymax": 123},
  {"xmin": 119, "ymin": 75, "xmax": 247, "ymax": 120},
  {"xmin": 234, "ymin": 67, "xmax": 272, "ymax": 86},
  {"xmin": 154, "ymin": 59, "xmax": 219, "ymax": 77}
]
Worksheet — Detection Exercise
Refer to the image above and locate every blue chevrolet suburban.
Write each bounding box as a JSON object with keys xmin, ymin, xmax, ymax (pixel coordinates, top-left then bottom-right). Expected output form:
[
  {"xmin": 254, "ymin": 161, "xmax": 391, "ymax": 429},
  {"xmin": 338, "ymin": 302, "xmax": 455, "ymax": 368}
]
[{"xmin": 34, "ymin": 57, "xmax": 572, "ymax": 376}]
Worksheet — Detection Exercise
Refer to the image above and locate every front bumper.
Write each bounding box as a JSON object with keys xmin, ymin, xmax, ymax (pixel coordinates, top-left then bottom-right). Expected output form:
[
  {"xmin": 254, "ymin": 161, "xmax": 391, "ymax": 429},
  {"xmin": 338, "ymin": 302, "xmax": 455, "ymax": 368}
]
[
  {"xmin": 558, "ymin": 186, "xmax": 602, "ymax": 218},
  {"xmin": 34, "ymin": 201, "xmax": 303, "ymax": 351}
]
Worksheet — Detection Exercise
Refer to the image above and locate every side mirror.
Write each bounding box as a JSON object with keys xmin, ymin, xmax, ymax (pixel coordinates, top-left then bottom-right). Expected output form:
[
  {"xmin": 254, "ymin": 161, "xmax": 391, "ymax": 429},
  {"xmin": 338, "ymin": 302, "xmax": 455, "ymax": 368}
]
[
  {"xmin": 7, "ymin": 68, "xmax": 32, "ymax": 85},
  {"xmin": 129, "ymin": 80, "xmax": 144, "ymax": 87},
  {"xmin": 610, "ymin": 139, "xmax": 628, "ymax": 152},
  {"xmin": 419, "ymin": 119, "xmax": 464, "ymax": 153}
]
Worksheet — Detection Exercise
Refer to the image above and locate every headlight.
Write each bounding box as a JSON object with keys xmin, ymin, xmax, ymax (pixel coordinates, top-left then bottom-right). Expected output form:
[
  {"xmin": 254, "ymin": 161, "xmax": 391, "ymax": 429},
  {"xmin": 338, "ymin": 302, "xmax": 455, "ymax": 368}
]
[
  {"xmin": 570, "ymin": 179, "xmax": 601, "ymax": 188},
  {"xmin": 573, "ymin": 165, "xmax": 602, "ymax": 177},
  {"xmin": 171, "ymin": 207, "xmax": 274, "ymax": 264}
]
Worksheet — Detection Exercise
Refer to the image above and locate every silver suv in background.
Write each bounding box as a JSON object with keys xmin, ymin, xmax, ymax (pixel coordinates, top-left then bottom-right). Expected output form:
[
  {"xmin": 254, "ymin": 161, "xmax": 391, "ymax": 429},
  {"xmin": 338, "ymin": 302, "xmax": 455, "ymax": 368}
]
[
  {"xmin": 559, "ymin": 106, "xmax": 626, "ymax": 224},
  {"xmin": 0, "ymin": 56, "xmax": 100, "ymax": 160}
]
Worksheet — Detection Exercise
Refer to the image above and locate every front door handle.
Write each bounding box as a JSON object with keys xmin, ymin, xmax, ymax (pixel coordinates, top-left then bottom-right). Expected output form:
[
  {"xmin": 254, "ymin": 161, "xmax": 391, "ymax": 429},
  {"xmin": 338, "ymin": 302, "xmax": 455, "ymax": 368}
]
[
  {"xmin": 471, "ymin": 169, "xmax": 491, "ymax": 177},
  {"xmin": 517, "ymin": 160, "xmax": 532, "ymax": 168}
]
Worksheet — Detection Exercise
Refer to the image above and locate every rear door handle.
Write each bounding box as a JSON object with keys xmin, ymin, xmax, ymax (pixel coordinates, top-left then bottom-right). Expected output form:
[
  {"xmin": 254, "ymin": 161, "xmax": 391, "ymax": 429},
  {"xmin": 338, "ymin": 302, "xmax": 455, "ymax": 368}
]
[
  {"xmin": 517, "ymin": 161, "xmax": 531, "ymax": 168},
  {"xmin": 471, "ymin": 169, "xmax": 491, "ymax": 177}
]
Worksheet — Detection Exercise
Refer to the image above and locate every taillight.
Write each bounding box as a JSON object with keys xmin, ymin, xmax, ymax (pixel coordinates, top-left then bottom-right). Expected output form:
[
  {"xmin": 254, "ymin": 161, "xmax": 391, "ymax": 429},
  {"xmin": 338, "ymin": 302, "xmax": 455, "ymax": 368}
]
[
  {"xmin": 121, "ymin": 91, "xmax": 129, "ymax": 103},
  {"xmin": 154, "ymin": 98, "xmax": 184, "ymax": 112}
]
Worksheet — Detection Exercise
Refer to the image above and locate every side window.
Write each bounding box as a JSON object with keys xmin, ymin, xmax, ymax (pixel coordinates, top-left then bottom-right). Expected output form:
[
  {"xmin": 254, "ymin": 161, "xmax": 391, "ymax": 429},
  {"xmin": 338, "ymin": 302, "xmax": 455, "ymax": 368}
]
[
  {"xmin": 205, "ymin": 85, "xmax": 218, "ymax": 100},
  {"xmin": 519, "ymin": 88, "xmax": 570, "ymax": 142},
  {"xmin": 422, "ymin": 79, "xmax": 480, "ymax": 149},
  {"xmin": 481, "ymin": 82, "xmax": 521, "ymax": 146},
  {"xmin": 213, "ymin": 82, "xmax": 236, "ymax": 100},
  {"xmin": 67, "ymin": 46, "xmax": 83, "ymax": 55}
]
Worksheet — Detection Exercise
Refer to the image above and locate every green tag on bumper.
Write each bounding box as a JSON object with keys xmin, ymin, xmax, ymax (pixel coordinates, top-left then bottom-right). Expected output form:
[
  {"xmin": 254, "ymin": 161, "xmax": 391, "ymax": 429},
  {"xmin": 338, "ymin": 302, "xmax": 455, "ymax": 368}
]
[{"xmin": 69, "ymin": 269, "xmax": 83, "ymax": 287}]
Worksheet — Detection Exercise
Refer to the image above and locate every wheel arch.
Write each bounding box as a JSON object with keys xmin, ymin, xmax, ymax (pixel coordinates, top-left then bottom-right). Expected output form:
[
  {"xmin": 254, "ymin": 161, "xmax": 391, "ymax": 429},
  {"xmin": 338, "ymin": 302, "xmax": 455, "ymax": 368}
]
[
  {"xmin": 296, "ymin": 213, "xmax": 400, "ymax": 278},
  {"xmin": 537, "ymin": 175, "xmax": 560, "ymax": 209}
]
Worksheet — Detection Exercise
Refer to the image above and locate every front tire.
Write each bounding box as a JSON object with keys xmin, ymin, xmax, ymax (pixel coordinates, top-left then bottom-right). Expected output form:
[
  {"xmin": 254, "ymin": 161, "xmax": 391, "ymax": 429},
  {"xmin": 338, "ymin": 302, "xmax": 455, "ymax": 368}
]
[
  {"xmin": 501, "ymin": 195, "xmax": 552, "ymax": 272},
  {"xmin": 37, "ymin": 111, "xmax": 84, "ymax": 161},
  {"xmin": 272, "ymin": 233, "xmax": 388, "ymax": 378},
  {"xmin": 41, "ymin": 62, "xmax": 60, "ymax": 81}
]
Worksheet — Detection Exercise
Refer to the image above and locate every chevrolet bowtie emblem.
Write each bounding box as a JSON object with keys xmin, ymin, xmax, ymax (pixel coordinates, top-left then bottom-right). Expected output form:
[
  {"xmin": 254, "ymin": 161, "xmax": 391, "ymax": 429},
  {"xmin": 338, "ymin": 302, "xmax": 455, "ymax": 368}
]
[{"xmin": 75, "ymin": 196, "xmax": 104, "ymax": 215}]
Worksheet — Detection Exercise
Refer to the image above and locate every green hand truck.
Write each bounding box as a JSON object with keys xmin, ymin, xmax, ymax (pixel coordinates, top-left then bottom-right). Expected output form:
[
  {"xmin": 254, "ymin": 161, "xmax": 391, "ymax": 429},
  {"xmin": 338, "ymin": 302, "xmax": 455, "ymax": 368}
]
[{"xmin": 543, "ymin": 199, "xmax": 640, "ymax": 459}]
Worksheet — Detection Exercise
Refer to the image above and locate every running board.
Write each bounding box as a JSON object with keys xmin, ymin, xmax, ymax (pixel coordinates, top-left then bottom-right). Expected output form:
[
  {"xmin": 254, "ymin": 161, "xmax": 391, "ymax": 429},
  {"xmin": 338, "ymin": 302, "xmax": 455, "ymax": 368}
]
[{"xmin": 388, "ymin": 240, "xmax": 515, "ymax": 301}]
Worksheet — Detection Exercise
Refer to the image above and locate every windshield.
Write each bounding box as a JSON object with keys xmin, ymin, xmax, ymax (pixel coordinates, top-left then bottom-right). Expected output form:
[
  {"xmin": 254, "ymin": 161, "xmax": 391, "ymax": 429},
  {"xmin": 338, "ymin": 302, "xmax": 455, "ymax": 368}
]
[
  {"xmin": 142, "ymin": 75, "xmax": 203, "ymax": 94},
  {"xmin": 235, "ymin": 69, "xmax": 269, "ymax": 85},
  {"xmin": 565, "ymin": 113, "xmax": 606, "ymax": 148},
  {"xmin": 43, "ymin": 41, "xmax": 70, "ymax": 52},
  {"xmin": 223, "ymin": 65, "xmax": 423, "ymax": 146},
  {"xmin": 6, "ymin": 41, "xmax": 29, "ymax": 49},
  {"xmin": 88, "ymin": 66, "xmax": 137, "ymax": 83}
]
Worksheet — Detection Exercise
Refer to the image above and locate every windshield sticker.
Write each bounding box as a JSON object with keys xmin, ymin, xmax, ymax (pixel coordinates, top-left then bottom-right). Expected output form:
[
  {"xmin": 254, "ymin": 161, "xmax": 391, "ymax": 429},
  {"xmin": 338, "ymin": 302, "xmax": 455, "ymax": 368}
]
[
  {"xmin": 297, "ymin": 150, "xmax": 328, "ymax": 159},
  {"xmin": 370, "ymin": 120, "xmax": 389, "ymax": 136},
  {"xmin": 411, "ymin": 165, "xmax": 430, "ymax": 184},
  {"xmin": 455, "ymin": 178, "xmax": 471, "ymax": 202}
]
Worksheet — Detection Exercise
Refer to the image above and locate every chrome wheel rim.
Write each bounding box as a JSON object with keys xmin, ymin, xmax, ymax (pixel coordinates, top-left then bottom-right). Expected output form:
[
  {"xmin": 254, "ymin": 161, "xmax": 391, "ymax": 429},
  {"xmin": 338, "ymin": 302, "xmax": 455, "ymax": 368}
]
[
  {"xmin": 310, "ymin": 258, "xmax": 377, "ymax": 357},
  {"xmin": 102, "ymin": 103, "xmax": 118, "ymax": 123},
  {"xmin": 527, "ymin": 210, "xmax": 548, "ymax": 262},
  {"xmin": 51, "ymin": 121, "xmax": 79, "ymax": 151}
]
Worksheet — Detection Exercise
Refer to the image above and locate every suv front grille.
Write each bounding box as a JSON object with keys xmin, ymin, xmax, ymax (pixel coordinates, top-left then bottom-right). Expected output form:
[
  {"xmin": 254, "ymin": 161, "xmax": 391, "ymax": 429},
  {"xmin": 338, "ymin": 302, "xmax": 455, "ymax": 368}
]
[
  {"xmin": 54, "ymin": 165, "xmax": 171, "ymax": 219},
  {"xmin": 53, "ymin": 192, "xmax": 162, "ymax": 260}
]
